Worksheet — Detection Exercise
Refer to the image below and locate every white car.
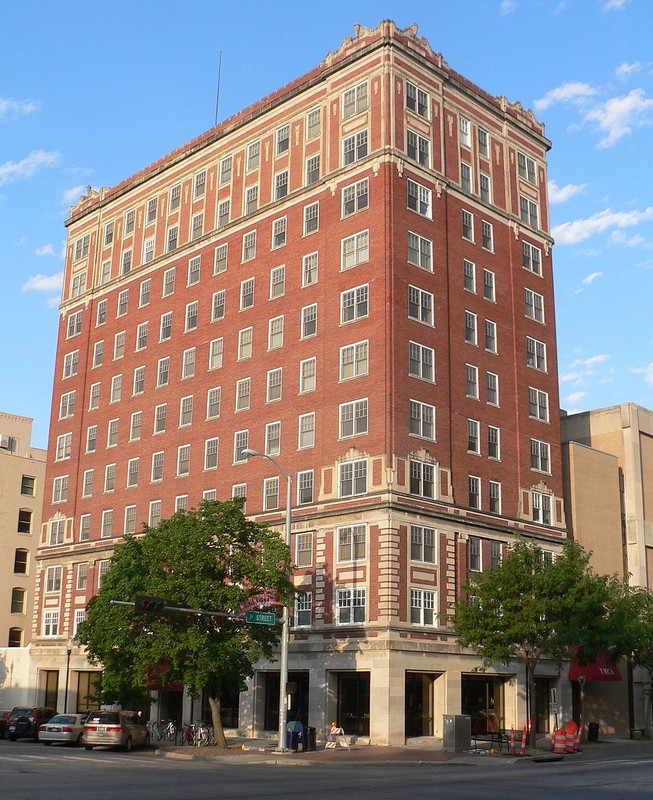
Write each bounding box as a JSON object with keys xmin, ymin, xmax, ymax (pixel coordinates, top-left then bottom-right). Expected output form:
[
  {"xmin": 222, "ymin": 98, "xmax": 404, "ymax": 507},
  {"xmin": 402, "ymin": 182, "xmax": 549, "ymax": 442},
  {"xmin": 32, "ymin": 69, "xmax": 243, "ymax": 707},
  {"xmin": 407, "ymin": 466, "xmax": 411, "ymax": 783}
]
[{"xmin": 39, "ymin": 714, "xmax": 87, "ymax": 746}]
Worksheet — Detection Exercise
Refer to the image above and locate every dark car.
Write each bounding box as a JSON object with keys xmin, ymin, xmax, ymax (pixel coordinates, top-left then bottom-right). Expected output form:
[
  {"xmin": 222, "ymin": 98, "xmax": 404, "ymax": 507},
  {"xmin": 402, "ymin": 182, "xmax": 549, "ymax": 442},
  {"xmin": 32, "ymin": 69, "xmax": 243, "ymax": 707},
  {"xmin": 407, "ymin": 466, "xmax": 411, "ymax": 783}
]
[
  {"xmin": 0, "ymin": 710, "xmax": 12, "ymax": 739},
  {"xmin": 7, "ymin": 707, "xmax": 58, "ymax": 741}
]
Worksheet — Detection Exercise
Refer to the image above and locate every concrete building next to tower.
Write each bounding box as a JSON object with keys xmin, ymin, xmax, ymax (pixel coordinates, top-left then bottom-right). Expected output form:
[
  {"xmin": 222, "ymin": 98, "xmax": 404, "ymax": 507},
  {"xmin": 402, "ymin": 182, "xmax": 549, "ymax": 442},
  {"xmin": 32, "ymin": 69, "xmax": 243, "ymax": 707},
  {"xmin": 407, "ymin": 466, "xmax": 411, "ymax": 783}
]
[{"xmin": 33, "ymin": 21, "xmax": 570, "ymax": 744}]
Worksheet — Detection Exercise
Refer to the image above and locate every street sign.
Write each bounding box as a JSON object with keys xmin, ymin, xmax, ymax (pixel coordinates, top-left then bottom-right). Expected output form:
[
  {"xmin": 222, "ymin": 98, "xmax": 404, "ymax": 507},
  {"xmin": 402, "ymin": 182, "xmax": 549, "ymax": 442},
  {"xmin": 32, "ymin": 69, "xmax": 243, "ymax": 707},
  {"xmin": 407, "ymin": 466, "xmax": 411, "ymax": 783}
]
[{"xmin": 245, "ymin": 610, "xmax": 276, "ymax": 625}]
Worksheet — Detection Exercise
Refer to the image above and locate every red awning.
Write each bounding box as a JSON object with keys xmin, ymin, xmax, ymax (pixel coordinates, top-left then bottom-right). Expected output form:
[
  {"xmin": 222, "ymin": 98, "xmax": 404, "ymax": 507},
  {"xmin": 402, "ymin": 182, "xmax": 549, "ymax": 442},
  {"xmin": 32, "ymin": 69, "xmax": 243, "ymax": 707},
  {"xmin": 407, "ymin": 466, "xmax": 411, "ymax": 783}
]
[{"xmin": 569, "ymin": 656, "xmax": 622, "ymax": 682}]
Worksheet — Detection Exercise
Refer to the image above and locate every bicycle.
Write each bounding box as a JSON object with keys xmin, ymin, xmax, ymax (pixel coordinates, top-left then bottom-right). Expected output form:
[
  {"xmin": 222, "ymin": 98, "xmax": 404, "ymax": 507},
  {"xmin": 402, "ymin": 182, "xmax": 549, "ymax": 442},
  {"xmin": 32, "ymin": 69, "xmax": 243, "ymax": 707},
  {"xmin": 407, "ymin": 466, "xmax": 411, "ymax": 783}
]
[
  {"xmin": 194, "ymin": 721, "xmax": 214, "ymax": 747},
  {"xmin": 151, "ymin": 719, "xmax": 177, "ymax": 741}
]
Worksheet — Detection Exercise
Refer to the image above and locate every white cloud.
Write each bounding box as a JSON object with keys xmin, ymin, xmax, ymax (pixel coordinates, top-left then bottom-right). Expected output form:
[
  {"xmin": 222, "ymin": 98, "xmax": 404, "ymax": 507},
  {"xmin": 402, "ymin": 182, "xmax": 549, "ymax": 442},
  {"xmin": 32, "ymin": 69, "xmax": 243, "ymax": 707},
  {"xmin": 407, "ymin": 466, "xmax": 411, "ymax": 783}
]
[
  {"xmin": 0, "ymin": 149, "xmax": 59, "ymax": 186},
  {"xmin": 0, "ymin": 98, "xmax": 38, "ymax": 121},
  {"xmin": 552, "ymin": 206, "xmax": 653, "ymax": 245},
  {"xmin": 500, "ymin": 0, "xmax": 517, "ymax": 14},
  {"xmin": 548, "ymin": 179, "xmax": 586, "ymax": 204},
  {"xmin": 565, "ymin": 391, "xmax": 587, "ymax": 405},
  {"xmin": 570, "ymin": 354, "xmax": 609, "ymax": 369},
  {"xmin": 62, "ymin": 185, "xmax": 86, "ymax": 206},
  {"xmin": 35, "ymin": 244, "xmax": 55, "ymax": 257},
  {"xmin": 534, "ymin": 81, "xmax": 596, "ymax": 111},
  {"xmin": 610, "ymin": 230, "xmax": 645, "ymax": 247},
  {"xmin": 602, "ymin": 0, "xmax": 628, "ymax": 10},
  {"xmin": 21, "ymin": 272, "xmax": 63, "ymax": 293},
  {"xmin": 582, "ymin": 271, "xmax": 602, "ymax": 286},
  {"xmin": 616, "ymin": 61, "xmax": 644, "ymax": 78},
  {"xmin": 583, "ymin": 88, "xmax": 653, "ymax": 147}
]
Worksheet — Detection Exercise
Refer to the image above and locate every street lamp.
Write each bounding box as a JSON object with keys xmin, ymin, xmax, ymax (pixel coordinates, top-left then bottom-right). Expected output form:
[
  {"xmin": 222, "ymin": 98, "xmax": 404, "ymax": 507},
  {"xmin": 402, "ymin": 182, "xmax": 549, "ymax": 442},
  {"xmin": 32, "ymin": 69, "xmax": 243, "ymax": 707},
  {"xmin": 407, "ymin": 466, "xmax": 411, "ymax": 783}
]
[
  {"xmin": 243, "ymin": 448, "xmax": 292, "ymax": 753},
  {"xmin": 64, "ymin": 637, "xmax": 73, "ymax": 713}
]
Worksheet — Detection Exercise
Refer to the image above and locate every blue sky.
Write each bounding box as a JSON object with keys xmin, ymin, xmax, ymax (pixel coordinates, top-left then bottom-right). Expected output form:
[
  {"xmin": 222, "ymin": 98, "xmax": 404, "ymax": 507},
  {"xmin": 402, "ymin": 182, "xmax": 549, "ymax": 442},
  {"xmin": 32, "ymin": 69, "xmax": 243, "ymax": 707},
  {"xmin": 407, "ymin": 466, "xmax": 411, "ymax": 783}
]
[{"xmin": 1, "ymin": 0, "xmax": 652, "ymax": 448}]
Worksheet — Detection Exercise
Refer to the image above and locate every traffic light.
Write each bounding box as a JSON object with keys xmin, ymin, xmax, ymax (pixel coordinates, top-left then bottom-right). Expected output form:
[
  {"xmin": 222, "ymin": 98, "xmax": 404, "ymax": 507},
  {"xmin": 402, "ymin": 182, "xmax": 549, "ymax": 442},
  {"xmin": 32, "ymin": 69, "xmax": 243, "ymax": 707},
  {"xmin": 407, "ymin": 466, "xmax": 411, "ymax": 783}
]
[{"xmin": 134, "ymin": 596, "xmax": 166, "ymax": 614}]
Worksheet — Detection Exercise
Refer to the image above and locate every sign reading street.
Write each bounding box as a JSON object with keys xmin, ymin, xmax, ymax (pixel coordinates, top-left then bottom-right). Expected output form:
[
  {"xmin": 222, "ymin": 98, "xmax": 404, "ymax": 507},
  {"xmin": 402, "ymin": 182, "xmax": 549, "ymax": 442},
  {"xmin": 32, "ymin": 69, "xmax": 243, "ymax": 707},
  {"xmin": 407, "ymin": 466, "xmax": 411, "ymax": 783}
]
[{"xmin": 245, "ymin": 610, "xmax": 277, "ymax": 625}]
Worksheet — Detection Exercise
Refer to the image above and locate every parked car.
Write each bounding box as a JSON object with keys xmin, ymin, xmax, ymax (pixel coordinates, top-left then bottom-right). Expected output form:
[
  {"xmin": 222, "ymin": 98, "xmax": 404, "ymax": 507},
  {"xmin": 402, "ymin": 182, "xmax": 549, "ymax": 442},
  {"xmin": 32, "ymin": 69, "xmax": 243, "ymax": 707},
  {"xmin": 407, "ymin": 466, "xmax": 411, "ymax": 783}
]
[
  {"xmin": 39, "ymin": 713, "xmax": 87, "ymax": 746},
  {"xmin": 83, "ymin": 710, "xmax": 149, "ymax": 752},
  {"xmin": 7, "ymin": 707, "xmax": 58, "ymax": 741},
  {"xmin": 0, "ymin": 710, "xmax": 12, "ymax": 739}
]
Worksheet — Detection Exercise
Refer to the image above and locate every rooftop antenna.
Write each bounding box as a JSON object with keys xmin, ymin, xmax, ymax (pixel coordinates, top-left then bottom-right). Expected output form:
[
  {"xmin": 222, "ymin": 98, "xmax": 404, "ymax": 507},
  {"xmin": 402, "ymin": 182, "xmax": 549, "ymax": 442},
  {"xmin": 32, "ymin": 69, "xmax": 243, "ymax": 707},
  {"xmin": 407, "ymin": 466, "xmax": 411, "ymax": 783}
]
[{"xmin": 214, "ymin": 50, "xmax": 222, "ymax": 127}]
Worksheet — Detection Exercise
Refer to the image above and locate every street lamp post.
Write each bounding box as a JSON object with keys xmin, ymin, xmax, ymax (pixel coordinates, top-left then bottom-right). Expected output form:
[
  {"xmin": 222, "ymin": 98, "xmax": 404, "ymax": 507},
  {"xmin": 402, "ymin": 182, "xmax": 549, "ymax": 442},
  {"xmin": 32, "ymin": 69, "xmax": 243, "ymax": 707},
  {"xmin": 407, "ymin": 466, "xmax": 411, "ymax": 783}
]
[
  {"xmin": 243, "ymin": 448, "xmax": 292, "ymax": 753},
  {"xmin": 64, "ymin": 637, "xmax": 73, "ymax": 713}
]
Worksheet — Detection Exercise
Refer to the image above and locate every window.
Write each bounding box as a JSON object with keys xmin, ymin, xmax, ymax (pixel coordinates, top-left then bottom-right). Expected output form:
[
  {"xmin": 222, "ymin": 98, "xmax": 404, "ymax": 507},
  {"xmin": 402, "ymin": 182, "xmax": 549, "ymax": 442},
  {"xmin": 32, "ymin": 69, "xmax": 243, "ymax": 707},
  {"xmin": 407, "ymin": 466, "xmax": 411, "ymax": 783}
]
[
  {"xmin": 107, "ymin": 418, "xmax": 119, "ymax": 447},
  {"xmin": 343, "ymin": 129, "xmax": 368, "ymax": 165},
  {"xmin": 130, "ymin": 411, "xmax": 142, "ymax": 441},
  {"xmin": 180, "ymin": 395, "xmax": 193, "ymax": 426},
  {"xmin": 410, "ymin": 459, "xmax": 434, "ymax": 498},
  {"xmin": 270, "ymin": 266, "xmax": 285, "ymax": 299},
  {"xmin": 96, "ymin": 299, "xmax": 108, "ymax": 326},
  {"xmin": 340, "ymin": 340, "xmax": 368, "ymax": 379},
  {"xmin": 160, "ymin": 311, "xmax": 172, "ymax": 341},
  {"xmin": 46, "ymin": 564, "xmax": 63, "ymax": 593},
  {"xmin": 48, "ymin": 519, "xmax": 65, "ymax": 546},
  {"xmin": 297, "ymin": 470, "xmax": 314, "ymax": 505},
  {"xmin": 525, "ymin": 288, "xmax": 544, "ymax": 322},
  {"xmin": 70, "ymin": 271, "xmax": 87, "ymax": 298},
  {"xmin": 207, "ymin": 386, "xmax": 222, "ymax": 419},
  {"xmin": 342, "ymin": 81, "xmax": 368, "ymax": 118},
  {"xmin": 267, "ymin": 368, "xmax": 282, "ymax": 402},
  {"xmin": 467, "ymin": 419, "xmax": 480, "ymax": 454},
  {"xmin": 209, "ymin": 338, "xmax": 223, "ymax": 370},
  {"xmin": 127, "ymin": 458, "xmax": 139, "ymax": 488},
  {"xmin": 55, "ymin": 432, "xmax": 72, "ymax": 461},
  {"xmin": 166, "ymin": 225, "xmax": 178, "ymax": 253},
  {"xmin": 485, "ymin": 319, "xmax": 497, "ymax": 353},
  {"xmin": 104, "ymin": 221, "xmax": 114, "ymax": 246},
  {"xmin": 124, "ymin": 506, "xmax": 136, "ymax": 535},
  {"xmin": 104, "ymin": 463, "xmax": 116, "ymax": 492},
  {"xmin": 242, "ymin": 231, "xmax": 257, "ymax": 261},
  {"xmin": 214, "ymin": 243, "xmax": 228, "ymax": 274},
  {"xmin": 219, "ymin": 155, "xmax": 232, "ymax": 185},
  {"xmin": 240, "ymin": 278, "xmax": 255, "ymax": 310},
  {"xmin": 238, "ymin": 327, "xmax": 253, "ymax": 359},
  {"xmin": 460, "ymin": 161, "xmax": 472, "ymax": 193},
  {"xmin": 483, "ymin": 269, "xmax": 496, "ymax": 301},
  {"xmin": 113, "ymin": 331, "xmax": 125, "ymax": 360},
  {"xmin": 110, "ymin": 374, "xmax": 122, "ymax": 403},
  {"xmin": 523, "ymin": 241, "xmax": 542, "ymax": 275},
  {"xmin": 526, "ymin": 337, "xmax": 547, "ymax": 371},
  {"xmin": 295, "ymin": 592, "xmax": 312, "ymax": 627},
  {"xmin": 302, "ymin": 252, "xmax": 318, "ymax": 286},
  {"xmin": 406, "ymin": 81, "xmax": 429, "ymax": 117},
  {"xmin": 469, "ymin": 536, "xmax": 481, "ymax": 571},
  {"xmin": 338, "ymin": 524, "xmax": 366, "ymax": 562},
  {"xmin": 151, "ymin": 451, "xmax": 164, "ymax": 482},
  {"xmin": 341, "ymin": 284, "xmax": 369, "ymax": 323},
  {"xmin": 489, "ymin": 482, "xmax": 501, "ymax": 515},
  {"xmin": 121, "ymin": 249, "xmax": 133, "ymax": 276},
  {"xmin": 298, "ymin": 412, "xmax": 315, "ymax": 449},
  {"xmin": 146, "ymin": 196, "xmax": 158, "ymax": 224},
  {"xmin": 82, "ymin": 469, "xmax": 94, "ymax": 498},
  {"xmin": 162, "ymin": 267, "xmax": 176, "ymax": 297},
  {"xmin": 462, "ymin": 209, "xmax": 473, "ymax": 240},
  {"xmin": 217, "ymin": 199, "xmax": 230, "ymax": 229},
  {"xmin": 466, "ymin": 364, "xmax": 479, "ymax": 398},
  {"xmin": 408, "ymin": 232, "xmax": 432, "ymax": 271},
  {"xmin": 43, "ymin": 610, "xmax": 59, "ymax": 637},
  {"xmin": 529, "ymin": 387, "xmax": 549, "ymax": 421},
  {"xmin": 411, "ymin": 525, "xmax": 436, "ymax": 563},
  {"xmin": 204, "ymin": 436, "xmax": 220, "ymax": 469},
  {"xmin": 59, "ymin": 390, "xmax": 75, "ymax": 419},
  {"xmin": 245, "ymin": 186, "xmax": 258, "ymax": 215},
  {"xmin": 17, "ymin": 509, "xmax": 32, "ymax": 534},
  {"xmin": 481, "ymin": 220, "xmax": 493, "ymax": 251},
  {"xmin": 188, "ymin": 256, "xmax": 201, "ymax": 286},
  {"xmin": 63, "ymin": 350, "xmax": 79, "ymax": 378},
  {"xmin": 340, "ymin": 398, "xmax": 368, "ymax": 438},
  {"xmin": 342, "ymin": 178, "xmax": 368, "ymax": 216},
  {"xmin": 67, "ymin": 310, "xmax": 83, "ymax": 338},
  {"xmin": 532, "ymin": 491, "xmax": 551, "ymax": 524},
  {"xmin": 409, "ymin": 341, "xmax": 434, "ymax": 381},
  {"xmin": 193, "ymin": 169, "xmax": 206, "ymax": 198},
  {"xmin": 339, "ymin": 459, "xmax": 366, "ymax": 497},
  {"xmin": 236, "ymin": 378, "xmax": 251, "ymax": 411},
  {"xmin": 148, "ymin": 502, "xmax": 162, "ymax": 529},
  {"xmin": 337, "ymin": 587, "xmax": 366, "ymax": 624},
  {"xmin": 265, "ymin": 421, "xmax": 281, "ymax": 456},
  {"xmin": 304, "ymin": 202, "xmax": 319, "ymax": 234},
  {"xmin": 79, "ymin": 514, "xmax": 90, "ymax": 542},
  {"xmin": 263, "ymin": 477, "xmax": 279, "ymax": 511},
  {"xmin": 411, "ymin": 588, "xmax": 436, "ymax": 626},
  {"xmin": 300, "ymin": 357, "xmax": 316, "ymax": 393},
  {"xmin": 520, "ymin": 196, "xmax": 539, "ymax": 228},
  {"xmin": 306, "ymin": 107, "xmax": 321, "ymax": 139},
  {"xmin": 132, "ymin": 365, "xmax": 145, "ymax": 395},
  {"xmin": 74, "ymin": 233, "xmax": 90, "ymax": 260},
  {"xmin": 177, "ymin": 444, "xmax": 191, "ymax": 476},
  {"xmin": 306, "ymin": 153, "xmax": 320, "ymax": 186},
  {"xmin": 135, "ymin": 322, "xmax": 148, "ymax": 351},
  {"xmin": 157, "ymin": 356, "xmax": 170, "ymax": 386},
  {"xmin": 469, "ymin": 475, "xmax": 481, "ymax": 509},
  {"xmin": 531, "ymin": 439, "xmax": 551, "ymax": 473},
  {"xmin": 518, "ymin": 151, "xmax": 537, "ymax": 184},
  {"xmin": 410, "ymin": 400, "xmax": 435, "ymax": 439},
  {"xmin": 272, "ymin": 216, "xmax": 287, "ymax": 248},
  {"xmin": 459, "ymin": 116, "xmax": 471, "ymax": 147},
  {"xmin": 275, "ymin": 170, "xmax": 288, "ymax": 200},
  {"xmin": 488, "ymin": 425, "xmax": 500, "ymax": 460},
  {"xmin": 480, "ymin": 172, "xmax": 491, "ymax": 204},
  {"xmin": 212, "ymin": 289, "xmax": 226, "ymax": 321},
  {"xmin": 232, "ymin": 484, "xmax": 247, "ymax": 509},
  {"xmin": 76, "ymin": 561, "xmax": 88, "ymax": 590},
  {"xmin": 86, "ymin": 424, "xmax": 97, "ymax": 452},
  {"xmin": 276, "ymin": 124, "xmax": 289, "ymax": 155},
  {"xmin": 247, "ymin": 141, "xmax": 260, "ymax": 170},
  {"xmin": 265, "ymin": 316, "xmax": 284, "ymax": 350},
  {"xmin": 88, "ymin": 381, "xmax": 100, "ymax": 409},
  {"xmin": 203, "ymin": 489, "xmax": 217, "ymax": 501},
  {"xmin": 183, "ymin": 303, "xmax": 199, "ymax": 337},
  {"xmin": 341, "ymin": 230, "xmax": 369, "ymax": 269},
  {"xmin": 154, "ymin": 403, "xmax": 167, "ymax": 434},
  {"xmin": 99, "ymin": 261, "xmax": 110, "ymax": 286},
  {"xmin": 478, "ymin": 127, "xmax": 489, "ymax": 158},
  {"xmin": 464, "ymin": 311, "xmax": 477, "ymax": 345},
  {"xmin": 234, "ymin": 430, "xmax": 249, "ymax": 463},
  {"xmin": 407, "ymin": 179, "xmax": 431, "ymax": 217},
  {"xmin": 301, "ymin": 304, "xmax": 317, "ymax": 338},
  {"xmin": 52, "ymin": 475, "xmax": 68, "ymax": 503}
]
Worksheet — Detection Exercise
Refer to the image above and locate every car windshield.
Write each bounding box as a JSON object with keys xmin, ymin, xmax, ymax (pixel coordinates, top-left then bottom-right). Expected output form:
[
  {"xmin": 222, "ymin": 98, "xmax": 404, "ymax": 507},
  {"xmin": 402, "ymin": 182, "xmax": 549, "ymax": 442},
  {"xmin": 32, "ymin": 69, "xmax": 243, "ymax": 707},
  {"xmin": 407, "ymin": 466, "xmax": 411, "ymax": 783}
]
[
  {"xmin": 86, "ymin": 712, "xmax": 119, "ymax": 724},
  {"xmin": 49, "ymin": 715, "xmax": 76, "ymax": 724},
  {"xmin": 10, "ymin": 708, "xmax": 31, "ymax": 718}
]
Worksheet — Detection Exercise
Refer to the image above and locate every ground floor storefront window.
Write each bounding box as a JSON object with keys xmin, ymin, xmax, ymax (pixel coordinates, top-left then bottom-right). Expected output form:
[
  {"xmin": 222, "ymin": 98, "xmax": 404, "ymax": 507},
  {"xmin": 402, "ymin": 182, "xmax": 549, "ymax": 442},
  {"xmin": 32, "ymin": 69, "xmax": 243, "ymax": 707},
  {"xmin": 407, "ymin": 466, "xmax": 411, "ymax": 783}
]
[
  {"xmin": 462, "ymin": 674, "xmax": 505, "ymax": 734},
  {"xmin": 405, "ymin": 672, "xmax": 436, "ymax": 737}
]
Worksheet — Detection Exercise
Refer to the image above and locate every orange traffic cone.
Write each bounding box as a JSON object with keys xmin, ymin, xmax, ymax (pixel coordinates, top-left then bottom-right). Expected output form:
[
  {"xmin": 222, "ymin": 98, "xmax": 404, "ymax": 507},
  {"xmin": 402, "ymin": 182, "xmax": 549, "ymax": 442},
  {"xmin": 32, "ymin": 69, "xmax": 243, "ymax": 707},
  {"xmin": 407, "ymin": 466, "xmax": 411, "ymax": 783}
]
[
  {"xmin": 564, "ymin": 721, "xmax": 577, "ymax": 753},
  {"xmin": 552, "ymin": 728, "xmax": 566, "ymax": 754},
  {"xmin": 509, "ymin": 727, "xmax": 515, "ymax": 756},
  {"xmin": 574, "ymin": 724, "xmax": 582, "ymax": 751},
  {"xmin": 519, "ymin": 726, "xmax": 527, "ymax": 756}
]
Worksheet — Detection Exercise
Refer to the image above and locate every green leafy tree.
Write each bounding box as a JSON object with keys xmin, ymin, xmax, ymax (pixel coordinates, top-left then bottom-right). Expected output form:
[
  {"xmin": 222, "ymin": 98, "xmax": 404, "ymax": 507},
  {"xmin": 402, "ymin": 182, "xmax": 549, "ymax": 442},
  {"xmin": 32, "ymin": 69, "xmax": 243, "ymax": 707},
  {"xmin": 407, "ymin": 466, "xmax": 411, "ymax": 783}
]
[
  {"xmin": 629, "ymin": 588, "xmax": 653, "ymax": 731},
  {"xmin": 76, "ymin": 499, "xmax": 293, "ymax": 748},
  {"xmin": 452, "ymin": 539, "xmax": 637, "ymax": 744}
]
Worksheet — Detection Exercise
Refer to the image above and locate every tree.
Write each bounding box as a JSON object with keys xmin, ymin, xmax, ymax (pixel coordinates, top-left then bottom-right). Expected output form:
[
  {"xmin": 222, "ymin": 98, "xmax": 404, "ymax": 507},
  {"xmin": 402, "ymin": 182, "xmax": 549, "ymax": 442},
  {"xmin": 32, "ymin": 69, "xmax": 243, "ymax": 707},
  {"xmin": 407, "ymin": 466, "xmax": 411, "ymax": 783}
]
[
  {"xmin": 628, "ymin": 588, "xmax": 653, "ymax": 731},
  {"xmin": 76, "ymin": 499, "xmax": 293, "ymax": 748},
  {"xmin": 452, "ymin": 539, "xmax": 637, "ymax": 744}
]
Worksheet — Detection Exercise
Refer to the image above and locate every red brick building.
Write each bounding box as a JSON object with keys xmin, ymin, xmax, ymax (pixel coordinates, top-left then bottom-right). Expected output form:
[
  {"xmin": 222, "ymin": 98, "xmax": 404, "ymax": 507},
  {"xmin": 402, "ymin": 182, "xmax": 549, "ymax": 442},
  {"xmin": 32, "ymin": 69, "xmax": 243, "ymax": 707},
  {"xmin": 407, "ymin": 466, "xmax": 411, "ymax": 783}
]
[{"xmin": 34, "ymin": 21, "xmax": 569, "ymax": 744}]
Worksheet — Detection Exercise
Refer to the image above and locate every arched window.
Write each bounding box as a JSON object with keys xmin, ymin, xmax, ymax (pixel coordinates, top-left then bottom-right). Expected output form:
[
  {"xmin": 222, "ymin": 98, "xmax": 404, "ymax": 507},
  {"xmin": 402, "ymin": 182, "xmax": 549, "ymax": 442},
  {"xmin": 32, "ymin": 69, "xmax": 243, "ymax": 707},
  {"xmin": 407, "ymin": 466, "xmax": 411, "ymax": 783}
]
[
  {"xmin": 11, "ymin": 587, "xmax": 26, "ymax": 614},
  {"xmin": 13, "ymin": 548, "xmax": 29, "ymax": 574}
]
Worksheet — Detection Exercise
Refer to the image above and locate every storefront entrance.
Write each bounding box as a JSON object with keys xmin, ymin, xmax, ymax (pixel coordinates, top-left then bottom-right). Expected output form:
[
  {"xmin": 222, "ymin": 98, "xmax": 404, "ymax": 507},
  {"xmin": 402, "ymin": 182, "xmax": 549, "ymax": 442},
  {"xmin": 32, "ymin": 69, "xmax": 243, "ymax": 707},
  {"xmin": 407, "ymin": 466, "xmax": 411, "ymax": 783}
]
[
  {"xmin": 263, "ymin": 670, "xmax": 309, "ymax": 731},
  {"xmin": 337, "ymin": 672, "xmax": 370, "ymax": 736},
  {"xmin": 462, "ymin": 674, "xmax": 505, "ymax": 734},
  {"xmin": 405, "ymin": 672, "xmax": 435, "ymax": 737}
]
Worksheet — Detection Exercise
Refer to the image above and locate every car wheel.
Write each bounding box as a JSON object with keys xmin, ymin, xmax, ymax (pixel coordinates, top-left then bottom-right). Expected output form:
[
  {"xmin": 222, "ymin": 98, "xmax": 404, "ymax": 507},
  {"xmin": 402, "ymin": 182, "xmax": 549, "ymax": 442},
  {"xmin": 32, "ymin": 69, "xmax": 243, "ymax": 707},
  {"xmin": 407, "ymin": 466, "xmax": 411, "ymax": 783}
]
[
  {"xmin": 8, "ymin": 735, "xmax": 17, "ymax": 742},
  {"xmin": 43, "ymin": 741, "xmax": 52, "ymax": 746},
  {"xmin": 124, "ymin": 736, "xmax": 132, "ymax": 753},
  {"xmin": 85, "ymin": 745, "xmax": 93, "ymax": 750},
  {"xmin": 77, "ymin": 732, "xmax": 84, "ymax": 746}
]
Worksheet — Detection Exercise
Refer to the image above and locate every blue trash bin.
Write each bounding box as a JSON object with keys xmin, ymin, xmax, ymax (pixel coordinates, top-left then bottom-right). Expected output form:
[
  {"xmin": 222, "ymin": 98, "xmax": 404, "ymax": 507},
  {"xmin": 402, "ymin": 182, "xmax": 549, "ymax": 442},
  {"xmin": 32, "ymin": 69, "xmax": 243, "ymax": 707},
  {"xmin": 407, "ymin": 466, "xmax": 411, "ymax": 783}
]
[{"xmin": 286, "ymin": 721, "xmax": 304, "ymax": 751}]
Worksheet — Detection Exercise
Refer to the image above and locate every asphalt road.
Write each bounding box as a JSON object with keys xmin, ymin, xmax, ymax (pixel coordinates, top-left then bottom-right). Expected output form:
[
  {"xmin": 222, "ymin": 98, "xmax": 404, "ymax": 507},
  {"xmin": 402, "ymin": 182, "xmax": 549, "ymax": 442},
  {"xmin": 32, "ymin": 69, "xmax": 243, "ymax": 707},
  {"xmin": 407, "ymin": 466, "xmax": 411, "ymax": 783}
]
[{"xmin": 2, "ymin": 738, "xmax": 653, "ymax": 799}]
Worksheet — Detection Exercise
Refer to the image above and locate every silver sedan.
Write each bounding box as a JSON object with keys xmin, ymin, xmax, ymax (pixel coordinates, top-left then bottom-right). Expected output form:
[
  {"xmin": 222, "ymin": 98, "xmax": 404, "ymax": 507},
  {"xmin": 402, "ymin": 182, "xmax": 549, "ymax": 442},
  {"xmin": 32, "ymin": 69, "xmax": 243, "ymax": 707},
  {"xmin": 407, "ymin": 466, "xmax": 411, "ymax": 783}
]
[{"xmin": 39, "ymin": 714, "xmax": 87, "ymax": 746}]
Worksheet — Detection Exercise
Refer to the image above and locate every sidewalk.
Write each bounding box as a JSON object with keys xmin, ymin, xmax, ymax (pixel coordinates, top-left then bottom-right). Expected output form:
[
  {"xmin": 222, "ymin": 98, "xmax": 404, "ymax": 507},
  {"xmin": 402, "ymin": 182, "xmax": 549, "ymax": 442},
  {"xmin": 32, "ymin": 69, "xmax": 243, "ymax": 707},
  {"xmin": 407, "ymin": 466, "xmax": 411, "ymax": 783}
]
[{"xmin": 151, "ymin": 730, "xmax": 653, "ymax": 766}]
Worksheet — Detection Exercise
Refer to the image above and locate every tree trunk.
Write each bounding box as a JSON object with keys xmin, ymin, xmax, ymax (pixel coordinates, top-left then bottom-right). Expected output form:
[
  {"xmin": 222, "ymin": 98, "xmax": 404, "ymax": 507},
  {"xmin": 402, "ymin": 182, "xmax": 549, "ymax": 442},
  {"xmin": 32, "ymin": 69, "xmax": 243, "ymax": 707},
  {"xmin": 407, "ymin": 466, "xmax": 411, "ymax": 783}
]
[
  {"xmin": 577, "ymin": 675, "xmax": 586, "ymax": 738},
  {"xmin": 207, "ymin": 695, "xmax": 228, "ymax": 749}
]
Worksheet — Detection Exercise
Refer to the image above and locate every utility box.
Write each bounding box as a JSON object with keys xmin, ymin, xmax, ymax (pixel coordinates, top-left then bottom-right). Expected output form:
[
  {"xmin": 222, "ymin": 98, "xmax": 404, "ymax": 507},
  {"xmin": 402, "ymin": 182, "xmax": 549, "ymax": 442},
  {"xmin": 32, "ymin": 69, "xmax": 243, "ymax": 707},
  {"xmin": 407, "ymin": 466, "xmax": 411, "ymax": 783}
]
[{"xmin": 443, "ymin": 714, "xmax": 471, "ymax": 751}]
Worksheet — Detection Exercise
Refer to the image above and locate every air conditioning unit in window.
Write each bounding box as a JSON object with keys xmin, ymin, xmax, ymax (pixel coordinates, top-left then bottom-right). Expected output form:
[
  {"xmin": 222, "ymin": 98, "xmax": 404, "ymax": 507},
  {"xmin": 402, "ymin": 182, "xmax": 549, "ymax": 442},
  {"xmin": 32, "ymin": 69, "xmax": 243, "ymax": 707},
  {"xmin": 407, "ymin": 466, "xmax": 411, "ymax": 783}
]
[{"xmin": 0, "ymin": 434, "xmax": 16, "ymax": 451}]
